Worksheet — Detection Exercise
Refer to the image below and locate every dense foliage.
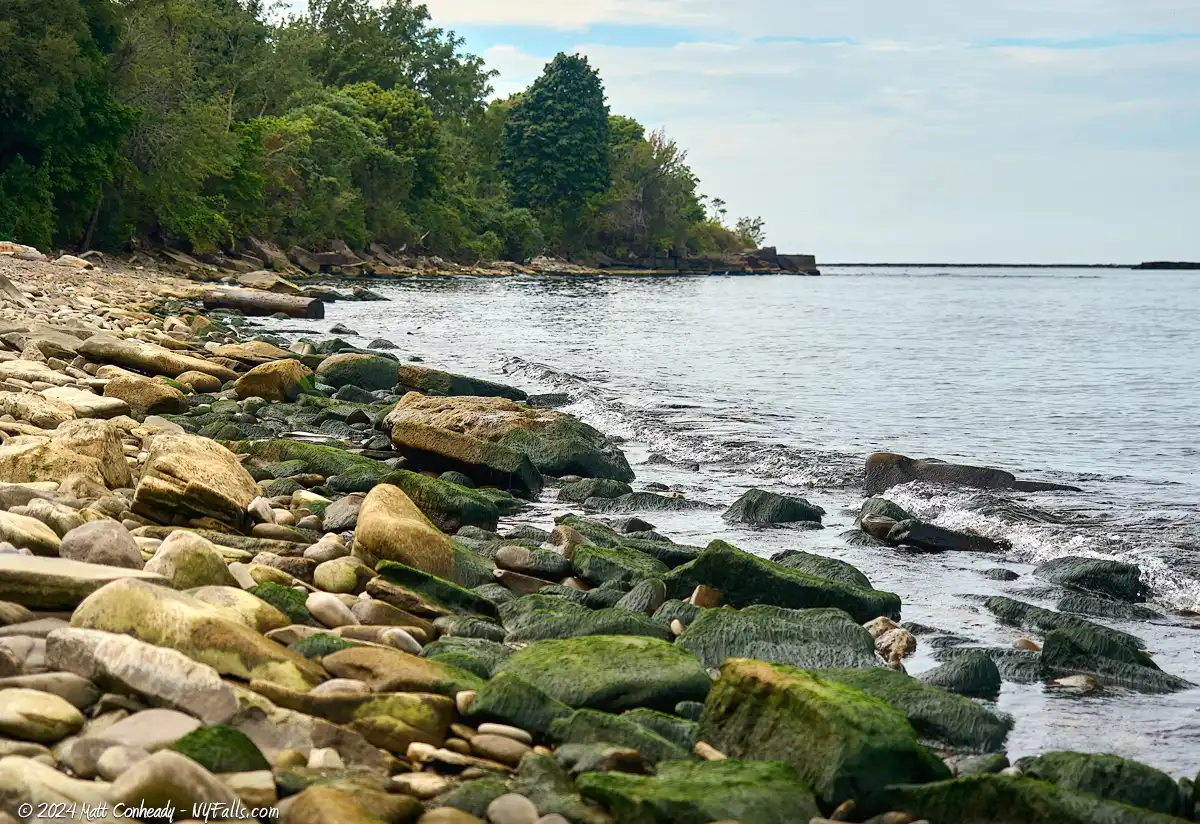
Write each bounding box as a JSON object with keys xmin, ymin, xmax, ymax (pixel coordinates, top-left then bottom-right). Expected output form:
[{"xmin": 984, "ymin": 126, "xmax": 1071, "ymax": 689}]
[{"xmin": 0, "ymin": 0, "xmax": 766, "ymax": 262}]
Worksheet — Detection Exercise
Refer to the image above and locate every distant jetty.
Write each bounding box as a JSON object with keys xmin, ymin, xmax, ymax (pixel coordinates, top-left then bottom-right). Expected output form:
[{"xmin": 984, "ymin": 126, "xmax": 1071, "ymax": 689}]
[{"xmin": 1133, "ymin": 261, "xmax": 1200, "ymax": 270}]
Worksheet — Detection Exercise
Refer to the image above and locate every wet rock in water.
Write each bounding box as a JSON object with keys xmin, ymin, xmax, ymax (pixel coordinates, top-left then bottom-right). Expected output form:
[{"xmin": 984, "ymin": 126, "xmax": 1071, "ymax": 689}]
[
  {"xmin": 499, "ymin": 594, "xmax": 671, "ymax": 643},
  {"xmin": 496, "ymin": 635, "xmax": 711, "ymax": 713},
  {"xmin": 585, "ymin": 492, "xmax": 719, "ymax": 514},
  {"xmin": 814, "ymin": 666, "xmax": 1013, "ymax": 752},
  {"xmin": 571, "ymin": 544, "xmax": 668, "ymax": 587},
  {"xmin": 983, "ymin": 596, "xmax": 1144, "ymax": 650},
  {"xmin": 557, "ymin": 478, "xmax": 632, "ymax": 504},
  {"xmin": 1055, "ymin": 592, "xmax": 1162, "ymax": 621},
  {"xmin": 864, "ymin": 616, "xmax": 916, "ymax": 665},
  {"xmin": 856, "ymin": 496, "xmax": 914, "ymax": 525},
  {"xmin": 886, "ymin": 519, "xmax": 1010, "ymax": 553},
  {"xmin": 678, "ymin": 605, "xmax": 878, "ymax": 671},
  {"xmin": 234, "ymin": 359, "xmax": 316, "ymax": 402},
  {"xmin": 932, "ymin": 647, "xmax": 1047, "ymax": 684},
  {"xmin": 769, "ymin": 549, "xmax": 874, "ymax": 589},
  {"xmin": 1033, "ymin": 556, "xmax": 1147, "ymax": 603},
  {"xmin": 699, "ymin": 659, "xmax": 950, "ymax": 809},
  {"xmin": 919, "ymin": 650, "xmax": 1003, "ymax": 699},
  {"xmin": 856, "ymin": 772, "xmax": 1186, "ymax": 824},
  {"xmin": 384, "ymin": 393, "xmax": 630, "ymax": 484},
  {"xmin": 577, "ymin": 758, "xmax": 819, "ymax": 824},
  {"xmin": 71, "ymin": 578, "xmax": 326, "ymax": 691},
  {"xmin": 722, "ymin": 488, "xmax": 825, "ymax": 525},
  {"xmin": 315, "ymin": 352, "xmax": 399, "ymax": 390},
  {"xmin": 1040, "ymin": 629, "xmax": 1193, "ymax": 694},
  {"xmin": 1014, "ymin": 751, "xmax": 1184, "ymax": 817},
  {"xmin": 548, "ymin": 709, "xmax": 688, "ymax": 764},
  {"xmin": 132, "ymin": 431, "xmax": 261, "ymax": 529},
  {"xmin": 981, "ymin": 567, "xmax": 1020, "ymax": 581},
  {"xmin": 45, "ymin": 627, "xmax": 239, "ymax": 724},
  {"xmin": 864, "ymin": 452, "xmax": 1081, "ymax": 495},
  {"xmin": 352, "ymin": 484, "xmax": 454, "ymax": 578},
  {"xmin": 663, "ymin": 540, "xmax": 901, "ymax": 624},
  {"xmin": 398, "ymin": 363, "xmax": 527, "ymax": 401},
  {"xmin": 0, "ymin": 687, "xmax": 85, "ymax": 742},
  {"xmin": 58, "ymin": 521, "xmax": 144, "ymax": 570},
  {"xmin": 0, "ymin": 554, "xmax": 169, "ymax": 610}
]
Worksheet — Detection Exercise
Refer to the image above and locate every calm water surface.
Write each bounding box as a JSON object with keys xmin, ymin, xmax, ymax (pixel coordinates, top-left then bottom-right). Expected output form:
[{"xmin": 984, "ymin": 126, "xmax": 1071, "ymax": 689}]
[{"xmin": 278, "ymin": 266, "xmax": 1200, "ymax": 774}]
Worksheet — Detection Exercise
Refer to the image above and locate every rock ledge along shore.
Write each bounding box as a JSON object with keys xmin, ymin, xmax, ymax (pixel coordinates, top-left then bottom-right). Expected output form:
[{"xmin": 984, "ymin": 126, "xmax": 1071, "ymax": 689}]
[{"xmin": 0, "ymin": 246, "xmax": 1195, "ymax": 824}]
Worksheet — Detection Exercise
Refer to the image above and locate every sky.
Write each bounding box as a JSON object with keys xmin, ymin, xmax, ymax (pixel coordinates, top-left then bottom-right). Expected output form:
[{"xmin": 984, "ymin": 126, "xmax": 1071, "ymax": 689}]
[{"xmin": 420, "ymin": 0, "xmax": 1200, "ymax": 263}]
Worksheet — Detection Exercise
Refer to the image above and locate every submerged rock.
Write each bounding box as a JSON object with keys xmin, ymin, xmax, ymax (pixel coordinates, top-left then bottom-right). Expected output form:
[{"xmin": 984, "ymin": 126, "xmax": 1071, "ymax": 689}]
[
  {"xmin": 1041, "ymin": 629, "xmax": 1193, "ymax": 694},
  {"xmin": 558, "ymin": 478, "xmax": 632, "ymax": 504},
  {"xmin": 864, "ymin": 452, "xmax": 1080, "ymax": 495},
  {"xmin": 887, "ymin": 519, "xmax": 1011, "ymax": 553},
  {"xmin": 1034, "ymin": 556, "xmax": 1147, "ymax": 603},
  {"xmin": 721, "ymin": 488, "xmax": 824, "ymax": 525},
  {"xmin": 918, "ymin": 650, "xmax": 1003, "ymax": 699}
]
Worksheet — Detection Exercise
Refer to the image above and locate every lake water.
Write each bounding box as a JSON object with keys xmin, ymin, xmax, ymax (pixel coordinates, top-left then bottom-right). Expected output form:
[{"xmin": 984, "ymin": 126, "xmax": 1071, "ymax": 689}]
[{"xmin": 276, "ymin": 266, "xmax": 1200, "ymax": 775}]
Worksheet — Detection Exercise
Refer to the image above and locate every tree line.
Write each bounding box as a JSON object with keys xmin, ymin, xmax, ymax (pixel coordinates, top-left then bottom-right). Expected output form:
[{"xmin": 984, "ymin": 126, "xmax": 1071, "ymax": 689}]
[{"xmin": 0, "ymin": 0, "xmax": 768, "ymax": 263}]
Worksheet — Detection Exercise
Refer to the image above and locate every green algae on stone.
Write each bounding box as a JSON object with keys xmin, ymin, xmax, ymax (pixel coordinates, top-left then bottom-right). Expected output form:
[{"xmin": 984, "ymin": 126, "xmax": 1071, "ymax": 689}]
[
  {"xmin": 248, "ymin": 582, "xmax": 317, "ymax": 626},
  {"xmin": 465, "ymin": 672, "xmax": 575, "ymax": 737},
  {"xmin": 375, "ymin": 560, "xmax": 498, "ymax": 620},
  {"xmin": 664, "ymin": 540, "xmax": 902, "ymax": 623},
  {"xmin": 170, "ymin": 725, "xmax": 269, "ymax": 773},
  {"xmin": 448, "ymin": 541, "xmax": 495, "ymax": 589},
  {"xmin": 548, "ymin": 709, "xmax": 688, "ymax": 764},
  {"xmin": 379, "ymin": 469, "xmax": 500, "ymax": 533},
  {"xmin": 556, "ymin": 515, "xmax": 702, "ymax": 568},
  {"xmin": 420, "ymin": 636, "xmax": 513, "ymax": 679},
  {"xmin": 769, "ymin": 549, "xmax": 874, "ymax": 590},
  {"xmin": 499, "ymin": 595, "xmax": 673, "ymax": 643},
  {"xmin": 1040, "ymin": 630, "xmax": 1193, "ymax": 694},
  {"xmin": 571, "ymin": 544, "xmax": 668, "ymax": 586},
  {"xmin": 510, "ymin": 754, "xmax": 614, "ymax": 824},
  {"xmin": 814, "ymin": 666, "xmax": 1013, "ymax": 752},
  {"xmin": 698, "ymin": 659, "xmax": 950, "ymax": 810},
  {"xmin": 291, "ymin": 633, "xmax": 361, "ymax": 659},
  {"xmin": 432, "ymin": 777, "xmax": 510, "ymax": 818},
  {"xmin": 578, "ymin": 759, "xmax": 820, "ymax": 824},
  {"xmin": 918, "ymin": 650, "xmax": 1002, "ymax": 699},
  {"xmin": 496, "ymin": 635, "xmax": 710, "ymax": 713},
  {"xmin": 722, "ymin": 488, "xmax": 825, "ymax": 525},
  {"xmin": 558, "ymin": 478, "xmax": 634, "ymax": 503},
  {"xmin": 983, "ymin": 596, "xmax": 1144, "ymax": 650},
  {"xmin": 432, "ymin": 614, "xmax": 506, "ymax": 642},
  {"xmin": 1033, "ymin": 556, "xmax": 1148, "ymax": 603},
  {"xmin": 1015, "ymin": 751, "xmax": 1184, "ymax": 817},
  {"xmin": 677, "ymin": 605, "xmax": 879, "ymax": 671},
  {"xmin": 620, "ymin": 708, "xmax": 697, "ymax": 753}
]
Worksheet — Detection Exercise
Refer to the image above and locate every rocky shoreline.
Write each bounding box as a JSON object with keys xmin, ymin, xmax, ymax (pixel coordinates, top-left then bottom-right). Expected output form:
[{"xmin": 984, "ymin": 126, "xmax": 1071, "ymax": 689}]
[{"xmin": 0, "ymin": 249, "xmax": 1194, "ymax": 824}]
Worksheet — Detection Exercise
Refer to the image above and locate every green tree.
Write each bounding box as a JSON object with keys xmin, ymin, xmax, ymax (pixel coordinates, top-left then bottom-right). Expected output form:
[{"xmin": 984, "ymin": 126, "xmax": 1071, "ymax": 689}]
[
  {"xmin": 501, "ymin": 53, "xmax": 611, "ymax": 251},
  {"xmin": 734, "ymin": 215, "xmax": 767, "ymax": 248}
]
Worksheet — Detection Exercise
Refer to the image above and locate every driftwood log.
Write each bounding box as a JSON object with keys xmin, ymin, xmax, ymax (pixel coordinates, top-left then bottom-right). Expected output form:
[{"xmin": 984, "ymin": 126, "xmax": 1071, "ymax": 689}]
[{"xmin": 202, "ymin": 287, "xmax": 324, "ymax": 319}]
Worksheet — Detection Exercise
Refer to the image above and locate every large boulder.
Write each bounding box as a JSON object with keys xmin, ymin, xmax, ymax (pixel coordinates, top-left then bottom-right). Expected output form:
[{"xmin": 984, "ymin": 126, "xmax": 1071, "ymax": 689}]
[
  {"xmin": 722, "ymin": 488, "xmax": 824, "ymax": 525},
  {"xmin": 143, "ymin": 531, "xmax": 240, "ymax": 589},
  {"xmin": 351, "ymin": 484, "xmax": 454, "ymax": 578},
  {"xmin": 71, "ymin": 579, "xmax": 326, "ymax": 691},
  {"xmin": 499, "ymin": 595, "xmax": 672, "ymax": 643},
  {"xmin": 0, "ymin": 510, "xmax": 61, "ymax": 555},
  {"xmin": 0, "ymin": 419, "xmax": 130, "ymax": 489},
  {"xmin": 494, "ymin": 635, "xmax": 711, "ymax": 713},
  {"xmin": 577, "ymin": 759, "xmax": 819, "ymax": 824},
  {"xmin": 41, "ymin": 386, "xmax": 130, "ymax": 419},
  {"xmin": 382, "ymin": 469, "xmax": 500, "ymax": 533},
  {"xmin": 0, "ymin": 391, "xmax": 74, "ymax": 428},
  {"xmin": 1040, "ymin": 629, "xmax": 1192, "ymax": 694},
  {"xmin": 662, "ymin": 540, "xmax": 901, "ymax": 623},
  {"xmin": 132, "ymin": 432, "xmax": 261, "ymax": 528},
  {"xmin": 918, "ymin": 650, "xmax": 1002, "ymax": 699},
  {"xmin": 1015, "ymin": 751, "xmax": 1184, "ymax": 817},
  {"xmin": 58, "ymin": 521, "xmax": 144, "ymax": 569},
  {"xmin": 397, "ymin": 363, "xmax": 526, "ymax": 401},
  {"xmin": 315, "ymin": 353, "xmax": 398, "ymax": 391},
  {"xmin": 769, "ymin": 550, "xmax": 873, "ymax": 589},
  {"xmin": 886, "ymin": 519, "xmax": 1010, "ymax": 553},
  {"xmin": 103, "ymin": 375, "xmax": 188, "ymax": 416},
  {"xmin": 234, "ymin": 359, "xmax": 315, "ymax": 402},
  {"xmin": 864, "ymin": 452, "xmax": 1079, "ymax": 495},
  {"xmin": 1033, "ymin": 557, "xmax": 1147, "ymax": 603},
  {"xmin": 79, "ymin": 334, "xmax": 238, "ymax": 381},
  {"xmin": 858, "ymin": 773, "xmax": 1188, "ymax": 824},
  {"xmin": 0, "ymin": 554, "xmax": 169, "ymax": 610},
  {"xmin": 698, "ymin": 659, "xmax": 950, "ymax": 810},
  {"xmin": 677, "ymin": 605, "xmax": 879, "ymax": 671},
  {"xmin": 385, "ymin": 393, "xmax": 632, "ymax": 483}
]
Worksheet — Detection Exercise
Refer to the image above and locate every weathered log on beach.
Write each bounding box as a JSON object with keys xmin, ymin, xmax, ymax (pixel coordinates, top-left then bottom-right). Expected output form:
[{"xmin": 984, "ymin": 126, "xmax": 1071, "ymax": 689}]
[{"xmin": 201, "ymin": 287, "xmax": 324, "ymax": 319}]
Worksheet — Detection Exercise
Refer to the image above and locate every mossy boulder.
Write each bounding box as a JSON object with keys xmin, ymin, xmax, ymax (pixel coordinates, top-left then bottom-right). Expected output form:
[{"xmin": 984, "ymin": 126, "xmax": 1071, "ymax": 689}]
[
  {"xmin": 448, "ymin": 541, "xmax": 495, "ymax": 589},
  {"xmin": 397, "ymin": 363, "xmax": 526, "ymax": 401},
  {"xmin": 615, "ymin": 578, "xmax": 667, "ymax": 614},
  {"xmin": 431, "ymin": 614, "xmax": 506, "ymax": 642},
  {"xmin": 722, "ymin": 488, "xmax": 824, "ymax": 525},
  {"xmin": 678, "ymin": 605, "xmax": 879, "ymax": 671},
  {"xmin": 315, "ymin": 353, "xmax": 399, "ymax": 391},
  {"xmin": 499, "ymin": 595, "xmax": 672, "ymax": 643},
  {"xmin": 352, "ymin": 485, "xmax": 454, "ymax": 579},
  {"xmin": 420, "ymin": 636, "xmax": 512, "ymax": 679},
  {"xmin": 549, "ymin": 709, "xmax": 688, "ymax": 764},
  {"xmin": 859, "ymin": 773, "xmax": 1189, "ymax": 824},
  {"xmin": 918, "ymin": 650, "xmax": 1002, "ymax": 699},
  {"xmin": 1040, "ymin": 629, "xmax": 1193, "ymax": 694},
  {"xmin": 375, "ymin": 560, "xmax": 498, "ymax": 620},
  {"xmin": 169, "ymin": 725, "xmax": 269, "ymax": 773},
  {"xmin": 769, "ymin": 549, "xmax": 873, "ymax": 589},
  {"xmin": 321, "ymin": 645, "xmax": 483, "ymax": 696},
  {"xmin": 1015, "ymin": 751, "xmax": 1184, "ymax": 817},
  {"xmin": 664, "ymin": 540, "xmax": 902, "ymax": 623},
  {"xmin": 620, "ymin": 708, "xmax": 697, "ymax": 753},
  {"xmin": 291, "ymin": 633, "xmax": 361, "ymax": 658},
  {"xmin": 248, "ymin": 582, "xmax": 317, "ymax": 626},
  {"xmin": 572, "ymin": 544, "xmax": 669, "ymax": 586},
  {"xmin": 465, "ymin": 672, "xmax": 575, "ymax": 737},
  {"xmin": 558, "ymin": 478, "xmax": 633, "ymax": 503},
  {"xmin": 1056, "ymin": 593, "xmax": 1162, "ymax": 621},
  {"xmin": 496, "ymin": 635, "xmax": 711, "ymax": 713},
  {"xmin": 578, "ymin": 759, "xmax": 820, "ymax": 824},
  {"xmin": 380, "ymin": 469, "xmax": 499, "ymax": 533},
  {"xmin": 557, "ymin": 515, "xmax": 703, "ymax": 569},
  {"xmin": 698, "ymin": 659, "xmax": 950, "ymax": 810},
  {"xmin": 984, "ymin": 596, "xmax": 1144, "ymax": 650},
  {"xmin": 230, "ymin": 439, "xmax": 393, "ymax": 488},
  {"xmin": 510, "ymin": 754, "xmax": 614, "ymax": 824},
  {"xmin": 1034, "ymin": 556, "xmax": 1148, "ymax": 603},
  {"xmin": 815, "ymin": 666, "xmax": 1012, "ymax": 752},
  {"xmin": 432, "ymin": 777, "xmax": 510, "ymax": 818}
]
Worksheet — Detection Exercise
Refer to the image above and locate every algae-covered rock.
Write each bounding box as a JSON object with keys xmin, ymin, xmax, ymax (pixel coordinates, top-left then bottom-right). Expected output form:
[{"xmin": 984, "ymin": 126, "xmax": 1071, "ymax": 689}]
[
  {"xmin": 556, "ymin": 515, "xmax": 703, "ymax": 569},
  {"xmin": 1034, "ymin": 556, "xmax": 1148, "ymax": 603},
  {"xmin": 230, "ymin": 439, "xmax": 392, "ymax": 488},
  {"xmin": 432, "ymin": 614, "xmax": 506, "ymax": 642},
  {"xmin": 376, "ymin": 560, "xmax": 498, "ymax": 620},
  {"xmin": 984, "ymin": 596, "xmax": 1144, "ymax": 650},
  {"xmin": 170, "ymin": 724, "xmax": 269, "ymax": 773},
  {"xmin": 71, "ymin": 579, "xmax": 325, "ymax": 691},
  {"xmin": 815, "ymin": 666, "xmax": 1012, "ymax": 752},
  {"xmin": 571, "ymin": 544, "xmax": 668, "ymax": 586},
  {"xmin": 859, "ymin": 773, "xmax": 1188, "ymax": 824},
  {"xmin": 769, "ymin": 549, "xmax": 873, "ymax": 589},
  {"xmin": 315, "ymin": 353, "xmax": 398, "ymax": 391},
  {"xmin": 856, "ymin": 496, "xmax": 914, "ymax": 525},
  {"xmin": 558, "ymin": 478, "xmax": 633, "ymax": 503},
  {"xmin": 433, "ymin": 777, "xmax": 511, "ymax": 818},
  {"xmin": 321, "ymin": 645, "xmax": 483, "ymax": 697},
  {"xmin": 509, "ymin": 754, "xmax": 614, "ymax": 824},
  {"xmin": 1040, "ymin": 629, "xmax": 1193, "ymax": 694},
  {"xmin": 291, "ymin": 633, "xmax": 360, "ymax": 658},
  {"xmin": 248, "ymin": 582, "xmax": 317, "ymax": 626},
  {"xmin": 620, "ymin": 708, "xmax": 697, "ymax": 753},
  {"xmin": 722, "ymin": 488, "xmax": 824, "ymax": 525},
  {"xmin": 420, "ymin": 636, "xmax": 512, "ymax": 679},
  {"xmin": 381, "ymin": 469, "xmax": 499, "ymax": 533},
  {"xmin": 352, "ymin": 485, "xmax": 454, "ymax": 579},
  {"xmin": 388, "ymin": 418, "xmax": 543, "ymax": 498},
  {"xmin": 577, "ymin": 759, "xmax": 820, "ymax": 824},
  {"xmin": 1056, "ymin": 593, "xmax": 1162, "ymax": 621},
  {"xmin": 397, "ymin": 363, "xmax": 526, "ymax": 401},
  {"xmin": 465, "ymin": 672, "xmax": 575, "ymax": 737},
  {"xmin": 614, "ymin": 578, "xmax": 667, "ymax": 615},
  {"xmin": 549, "ymin": 709, "xmax": 688, "ymax": 764},
  {"xmin": 448, "ymin": 541, "xmax": 495, "ymax": 589},
  {"xmin": 698, "ymin": 659, "xmax": 950, "ymax": 809},
  {"xmin": 678, "ymin": 605, "xmax": 879, "ymax": 671},
  {"xmin": 496, "ymin": 635, "xmax": 710, "ymax": 713},
  {"xmin": 664, "ymin": 540, "xmax": 901, "ymax": 623},
  {"xmin": 1016, "ymin": 751, "xmax": 1184, "ymax": 817},
  {"xmin": 499, "ymin": 595, "xmax": 672, "ymax": 643},
  {"xmin": 918, "ymin": 650, "xmax": 1002, "ymax": 699}
]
